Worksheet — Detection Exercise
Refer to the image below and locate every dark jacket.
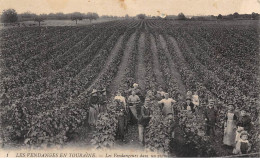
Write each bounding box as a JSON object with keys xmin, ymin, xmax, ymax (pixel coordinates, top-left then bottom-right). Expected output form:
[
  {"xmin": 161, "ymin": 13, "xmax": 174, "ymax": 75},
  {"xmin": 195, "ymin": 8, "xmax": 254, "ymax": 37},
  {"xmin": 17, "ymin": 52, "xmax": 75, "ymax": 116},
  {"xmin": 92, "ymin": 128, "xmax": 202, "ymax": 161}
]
[
  {"xmin": 237, "ymin": 115, "xmax": 251, "ymax": 131},
  {"xmin": 240, "ymin": 142, "xmax": 250, "ymax": 154},
  {"xmin": 182, "ymin": 102, "xmax": 195, "ymax": 113},
  {"xmin": 137, "ymin": 105, "xmax": 152, "ymax": 127},
  {"xmin": 204, "ymin": 106, "xmax": 218, "ymax": 125}
]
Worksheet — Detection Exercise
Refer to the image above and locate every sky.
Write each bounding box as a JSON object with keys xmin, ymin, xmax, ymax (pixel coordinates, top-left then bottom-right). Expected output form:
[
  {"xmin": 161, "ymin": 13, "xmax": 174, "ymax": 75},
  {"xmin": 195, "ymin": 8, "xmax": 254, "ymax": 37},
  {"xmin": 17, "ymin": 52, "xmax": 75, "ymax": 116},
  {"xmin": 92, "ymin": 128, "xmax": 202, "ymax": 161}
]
[{"xmin": 0, "ymin": 0, "xmax": 260, "ymax": 16}]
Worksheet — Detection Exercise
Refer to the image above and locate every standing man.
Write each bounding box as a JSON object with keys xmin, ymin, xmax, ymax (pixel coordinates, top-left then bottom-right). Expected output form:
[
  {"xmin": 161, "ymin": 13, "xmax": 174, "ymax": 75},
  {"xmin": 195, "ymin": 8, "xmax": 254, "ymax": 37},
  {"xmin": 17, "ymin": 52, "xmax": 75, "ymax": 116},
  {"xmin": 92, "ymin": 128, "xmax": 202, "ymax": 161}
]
[
  {"xmin": 158, "ymin": 93, "xmax": 176, "ymax": 117},
  {"xmin": 128, "ymin": 91, "xmax": 140, "ymax": 124},
  {"xmin": 204, "ymin": 99, "xmax": 218, "ymax": 137},
  {"xmin": 137, "ymin": 98, "xmax": 152, "ymax": 145},
  {"xmin": 114, "ymin": 99, "xmax": 127, "ymax": 141},
  {"xmin": 128, "ymin": 83, "xmax": 144, "ymax": 103},
  {"xmin": 236, "ymin": 109, "xmax": 251, "ymax": 133},
  {"xmin": 182, "ymin": 97, "xmax": 195, "ymax": 113}
]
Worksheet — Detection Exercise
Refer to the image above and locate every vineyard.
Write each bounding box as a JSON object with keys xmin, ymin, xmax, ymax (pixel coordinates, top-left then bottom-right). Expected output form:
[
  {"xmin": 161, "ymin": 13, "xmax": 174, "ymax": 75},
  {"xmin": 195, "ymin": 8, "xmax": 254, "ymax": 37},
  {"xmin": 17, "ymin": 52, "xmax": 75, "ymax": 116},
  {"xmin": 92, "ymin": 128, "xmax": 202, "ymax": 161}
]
[{"xmin": 0, "ymin": 19, "xmax": 259, "ymax": 157}]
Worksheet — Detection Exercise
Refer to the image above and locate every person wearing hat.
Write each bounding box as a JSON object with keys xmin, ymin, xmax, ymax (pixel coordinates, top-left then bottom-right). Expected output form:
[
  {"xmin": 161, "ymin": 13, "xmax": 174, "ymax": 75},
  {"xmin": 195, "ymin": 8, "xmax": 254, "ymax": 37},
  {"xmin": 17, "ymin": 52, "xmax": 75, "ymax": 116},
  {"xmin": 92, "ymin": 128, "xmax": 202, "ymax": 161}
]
[
  {"xmin": 114, "ymin": 99, "xmax": 127, "ymax": 141},
  {"xmin": 233, "ymin": 131, "xmax": 251, "ymax": 155},
  {"xmin": 223, "ymin": 103, "xmax": 238, "ymax": 148},
  {"xmin": 158, "ymin": 93, "xmax": 176, "ymax": 117},
  {"xmin": 128, "ymin": 83, "xmax": 143, "ymax": 102},
  {"xmin": 88, "ymin": 89, "xmax": 99, "ymax": 127},
  {"xmin": 128, "ymin": 90, "xmax": 141, "ymax": 123},
  {"xmin": 182, "ymin": 97, "xmax": 195, "ymax": 113},
  {"xmin": 137, "ymin": 98, "xmax": 152, "ymax": 145},
  {"xmin": 236, "ymin": 109, "xmax": 251, "ymax": 132},
  {"xmin": 204, "ymin": 98, "xmax": 218, "ymax": 137}
]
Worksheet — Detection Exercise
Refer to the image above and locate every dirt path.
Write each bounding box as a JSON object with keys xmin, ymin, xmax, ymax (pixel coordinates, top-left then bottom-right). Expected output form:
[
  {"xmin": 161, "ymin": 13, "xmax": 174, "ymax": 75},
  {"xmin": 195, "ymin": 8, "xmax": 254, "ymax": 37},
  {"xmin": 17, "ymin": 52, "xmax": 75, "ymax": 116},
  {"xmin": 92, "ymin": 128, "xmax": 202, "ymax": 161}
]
[
  {"xmin": 87, "ymin": 35, "xmax": 125, "ymax": 92},
  {"xmin": 159, "ymin": 35, "xmax": 186, "ymax": 95},
  {"xmin": 136, "ymin": 32, "xmax": 146, "ymax": 90},
  {"xmin": 150, "ymin": 34, "xmax": 165, "ymax": 87},
  {"xmin": 108, "ymin": 32, "xmax": 137, "ymax": 95}
]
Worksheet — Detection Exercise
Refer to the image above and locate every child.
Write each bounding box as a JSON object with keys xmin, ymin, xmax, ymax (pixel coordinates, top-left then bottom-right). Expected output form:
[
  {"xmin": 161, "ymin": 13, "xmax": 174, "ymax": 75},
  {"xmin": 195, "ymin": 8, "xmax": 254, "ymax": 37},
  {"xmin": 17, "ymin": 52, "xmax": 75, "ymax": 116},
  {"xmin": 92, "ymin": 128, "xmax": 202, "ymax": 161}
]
[
  {"xmin": 233, "ymin": 131, "xmax": 251, "ymax": 155},
  {"xmin": 235, "ymin": 126, "xmax": 244, "ymax": 144},
  {"xmin": 137, "ymin": 99, "xmax": 152, "ymax": 145}
]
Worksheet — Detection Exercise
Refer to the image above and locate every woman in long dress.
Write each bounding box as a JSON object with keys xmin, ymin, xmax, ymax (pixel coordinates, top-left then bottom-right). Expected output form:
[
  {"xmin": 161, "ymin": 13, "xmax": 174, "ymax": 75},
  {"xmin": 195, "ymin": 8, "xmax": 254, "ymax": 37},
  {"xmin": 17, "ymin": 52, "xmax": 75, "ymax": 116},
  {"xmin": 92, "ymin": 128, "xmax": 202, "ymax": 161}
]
[
  {"xmin": 114, "ymin": 99, "xmax": 126, "ymax": 141},
  {"xmin": 114, "ymin": 91, "xmax": 128, "ymax": 131},
  {"xmin": 223, "ymin": 103, "xmax": 237, "ymax": 147},
  {"xmin": 88, "ymin": 89, "xmax": 99, "ymax": 126}
]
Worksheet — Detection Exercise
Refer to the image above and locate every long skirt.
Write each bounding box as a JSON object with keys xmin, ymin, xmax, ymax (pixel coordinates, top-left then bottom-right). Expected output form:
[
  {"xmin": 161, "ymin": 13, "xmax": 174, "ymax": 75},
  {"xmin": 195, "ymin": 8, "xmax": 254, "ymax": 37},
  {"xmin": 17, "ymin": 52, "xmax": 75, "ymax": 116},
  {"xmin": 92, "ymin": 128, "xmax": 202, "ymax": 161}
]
[
  {"xmin": 223, "ymin": 120, "xmax": 236, "ymax": 146},
  {"xmin": 88, "ymin": 105, "xmax": 99, "ymax": 126}
]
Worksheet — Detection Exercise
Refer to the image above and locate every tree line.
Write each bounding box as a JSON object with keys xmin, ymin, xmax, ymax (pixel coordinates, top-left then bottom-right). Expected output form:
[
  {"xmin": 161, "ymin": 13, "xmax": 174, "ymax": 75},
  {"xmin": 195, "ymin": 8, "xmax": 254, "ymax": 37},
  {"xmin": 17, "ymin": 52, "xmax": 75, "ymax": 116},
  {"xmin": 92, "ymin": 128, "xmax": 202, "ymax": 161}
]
[
  {"xmin": 1, "ymin": 9, "xmax": 259, "ymax": 26},
  {"xmin": 0, "ymin": 9, "xmax": 100, "ymax": 26},
  {"xmin": 137, "ymin": 12, "xmax": 260, "ymax": 20}
]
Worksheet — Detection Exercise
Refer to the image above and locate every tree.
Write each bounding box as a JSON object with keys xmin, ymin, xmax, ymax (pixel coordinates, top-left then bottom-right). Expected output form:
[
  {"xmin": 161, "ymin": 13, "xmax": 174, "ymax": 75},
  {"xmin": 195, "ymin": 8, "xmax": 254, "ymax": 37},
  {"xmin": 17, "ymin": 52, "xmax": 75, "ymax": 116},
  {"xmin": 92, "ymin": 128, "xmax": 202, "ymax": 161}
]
[
  {"xmin": 136, "ymin": 14, "xmax": 146, "ymax": 19},
  {"xmin": 71, "ymin": 12, "xmax": 83, "ymax": 24},
  {"xmin": 252, "ymin": 12, "xmax": 259, "ymax": 20},
  {"xmin": 217, "ymin": 14, "xmax": 223, "ymax": 20},
  {"xmin": 125, "ymin": 14, "xmax": 130, "ymax": 19},
  {"xmin": 19, "ymin": 12, "xmax": 37, "ymax": 21},
  {"xmin": 1, "ymin": 9, "xmax": 18, "ymax": 23},
  {"xmin": 226, "ymin": 14, "xmax": 234, "ymax": 20},
  {"xmin": 85, "ymin": 12, "xmax": 99, "ymax": 23},
  {"xmin": 177, "ymin": 13, "xmax": 186, "ymax": 20},
  {"xmin": 34, "ymin": 15, "xmax": 46, "ymax": 26},
  {"xmin": 54, "ymin": 12, "xmax": 67, "ymax": 20},
  {"xmin": 233, "ymin": 12, "xmax": 239, "ymax": 18}
]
